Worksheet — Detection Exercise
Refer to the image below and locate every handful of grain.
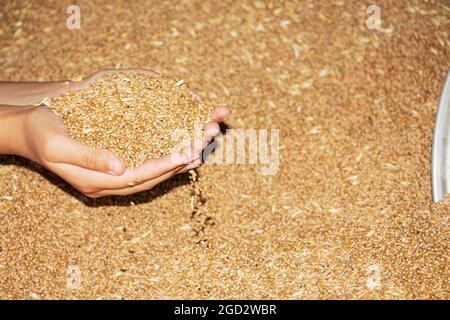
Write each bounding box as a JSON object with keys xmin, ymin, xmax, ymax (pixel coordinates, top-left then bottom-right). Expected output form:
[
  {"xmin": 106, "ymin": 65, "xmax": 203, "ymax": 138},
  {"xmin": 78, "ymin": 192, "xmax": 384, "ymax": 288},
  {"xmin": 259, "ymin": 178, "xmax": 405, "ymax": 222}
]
[{"xmin": 50, "ymin": 72, "xmax": 212, "ymax": 167}]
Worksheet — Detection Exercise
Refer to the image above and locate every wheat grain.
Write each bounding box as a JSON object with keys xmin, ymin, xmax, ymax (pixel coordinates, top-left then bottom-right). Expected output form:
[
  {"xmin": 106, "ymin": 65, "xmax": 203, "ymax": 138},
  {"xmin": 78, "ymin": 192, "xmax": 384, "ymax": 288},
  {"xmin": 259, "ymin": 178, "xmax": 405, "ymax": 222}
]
[{"xmin": 51, "ymin": 72, "xmax": 212, "ymax": 168}]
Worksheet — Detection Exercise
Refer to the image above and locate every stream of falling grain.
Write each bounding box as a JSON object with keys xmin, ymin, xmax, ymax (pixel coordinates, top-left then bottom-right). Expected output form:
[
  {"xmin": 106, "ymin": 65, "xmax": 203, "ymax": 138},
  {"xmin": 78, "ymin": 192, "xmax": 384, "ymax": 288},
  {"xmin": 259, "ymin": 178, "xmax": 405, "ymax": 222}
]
[{"xmin": 189, "ymin": 169, "xmax": 214, "ymax": 245}]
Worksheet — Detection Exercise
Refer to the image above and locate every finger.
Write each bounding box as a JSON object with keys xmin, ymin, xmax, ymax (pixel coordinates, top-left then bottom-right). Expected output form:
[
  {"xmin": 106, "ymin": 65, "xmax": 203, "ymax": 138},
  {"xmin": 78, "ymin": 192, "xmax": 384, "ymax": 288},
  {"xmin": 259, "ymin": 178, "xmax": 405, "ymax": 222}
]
[
  {"xmin": 177, "ymin": 126, "xmax": 219, "ymax": 175},
  {"xmin": 176, "ymin": 124, "xmax": 219, "ymax": 174},
  {"xmin": 45, "ymin": 135, "xmax": 126, "ymax": 175},
  {"xmin": 175, "ymin": 125, "xmax": 216, "ymax": 171},
  {"xmin": 88, "ymin": 166, "xmax": 184, "ymax": 197},
  {"xmin": 50, "ymin": 148, "xmax": 190, "ymax": 191},
  {"xmin": 211, "ymin": 106, "xmax": 230, "ymax": 122},
  {"xmin": 177, "ymin": 159, "xmax": 202, "ymax": 174},
  {"xmin": 204, "ymin": 122, "xmax": 220, "ymax": 142},
  {"xmin": 49, "ymin": 160, "xmax": 182, "ymax": 192},
  {"xmin": 49, "ymin": 162, "xmax": 138, "ymax": 192},
  {"xmin": 188, "ymin": 138, "xmax": 205, "ymax": 161},
  {"xmin": 130, "ymin": 151, "xmax": 190, "ymax": 183}
]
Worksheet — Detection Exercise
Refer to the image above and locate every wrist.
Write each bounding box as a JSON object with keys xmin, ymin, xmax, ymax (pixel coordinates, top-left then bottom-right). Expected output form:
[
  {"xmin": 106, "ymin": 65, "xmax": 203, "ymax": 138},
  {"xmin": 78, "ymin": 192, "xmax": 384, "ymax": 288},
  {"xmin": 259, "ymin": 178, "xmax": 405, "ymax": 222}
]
[{"xmin": 0, "ymin": 105, "xmax": 32, "ymax": 157}]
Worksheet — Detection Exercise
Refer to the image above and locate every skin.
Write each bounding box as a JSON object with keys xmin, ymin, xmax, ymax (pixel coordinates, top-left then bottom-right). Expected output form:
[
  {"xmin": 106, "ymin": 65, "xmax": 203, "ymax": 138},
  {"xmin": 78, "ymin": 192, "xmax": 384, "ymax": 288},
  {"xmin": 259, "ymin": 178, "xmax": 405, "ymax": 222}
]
[{"xmin": 0, "ymin": 68, "xmax": 230, "ymax": 198}]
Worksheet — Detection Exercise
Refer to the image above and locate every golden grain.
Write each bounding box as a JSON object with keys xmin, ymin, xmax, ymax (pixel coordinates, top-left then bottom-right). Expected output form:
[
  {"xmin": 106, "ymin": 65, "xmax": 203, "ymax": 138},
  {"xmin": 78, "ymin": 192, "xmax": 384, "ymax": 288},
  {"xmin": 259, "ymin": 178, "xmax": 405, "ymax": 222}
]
[
  {"xmin": 51, "ymin": 72, "xmax": 212, "ymax": 167},
  {"xmin": 0, "ymin": 0, "xmax": 448, "ymax": 300}
]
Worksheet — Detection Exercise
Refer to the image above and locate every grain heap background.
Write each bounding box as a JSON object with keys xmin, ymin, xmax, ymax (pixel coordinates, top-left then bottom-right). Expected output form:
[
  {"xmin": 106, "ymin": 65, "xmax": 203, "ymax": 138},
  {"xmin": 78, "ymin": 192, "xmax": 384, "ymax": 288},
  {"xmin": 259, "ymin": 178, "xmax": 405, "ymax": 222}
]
[{"xmin": 0, "ymin": 0, "xmax": 449, "ymax": 299}]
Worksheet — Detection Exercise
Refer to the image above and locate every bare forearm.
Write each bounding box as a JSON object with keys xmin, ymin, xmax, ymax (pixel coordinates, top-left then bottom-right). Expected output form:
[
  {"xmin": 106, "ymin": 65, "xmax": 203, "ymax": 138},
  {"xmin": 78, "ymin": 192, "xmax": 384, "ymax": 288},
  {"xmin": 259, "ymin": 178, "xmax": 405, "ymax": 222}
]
[{"xmin": 0, "ymin": 81, "xmax": 70, "ymax": 106}]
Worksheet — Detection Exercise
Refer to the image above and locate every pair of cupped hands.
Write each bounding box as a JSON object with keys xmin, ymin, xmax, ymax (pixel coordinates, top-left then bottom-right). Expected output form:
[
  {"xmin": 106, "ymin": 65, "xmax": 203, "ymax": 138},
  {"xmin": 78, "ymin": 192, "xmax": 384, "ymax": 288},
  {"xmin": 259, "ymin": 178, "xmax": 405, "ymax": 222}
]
[{"xmin": 25, "ymin": 68, "xmax": 229, "ymax": 198}]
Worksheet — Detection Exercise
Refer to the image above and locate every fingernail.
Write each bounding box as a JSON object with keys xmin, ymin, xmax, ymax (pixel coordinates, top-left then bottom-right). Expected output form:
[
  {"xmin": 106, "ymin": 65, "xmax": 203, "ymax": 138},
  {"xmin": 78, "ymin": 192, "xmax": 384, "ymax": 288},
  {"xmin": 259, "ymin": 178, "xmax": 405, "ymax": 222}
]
[
  {"xmin": 108, "ymin": 158, "xmax": 123, "ymax": 175},
  {"xmin": 206, "ymin": 127, "xmax": 220, "ymax": 138}
]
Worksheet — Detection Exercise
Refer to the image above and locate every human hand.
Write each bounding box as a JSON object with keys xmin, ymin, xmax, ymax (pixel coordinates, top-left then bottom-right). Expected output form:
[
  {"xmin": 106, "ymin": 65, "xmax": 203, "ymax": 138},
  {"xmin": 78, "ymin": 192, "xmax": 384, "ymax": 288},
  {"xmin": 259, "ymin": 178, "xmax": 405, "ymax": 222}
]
[{"xmin": 15, "ymin": 68, "xmax": 230, "ymax": 198}]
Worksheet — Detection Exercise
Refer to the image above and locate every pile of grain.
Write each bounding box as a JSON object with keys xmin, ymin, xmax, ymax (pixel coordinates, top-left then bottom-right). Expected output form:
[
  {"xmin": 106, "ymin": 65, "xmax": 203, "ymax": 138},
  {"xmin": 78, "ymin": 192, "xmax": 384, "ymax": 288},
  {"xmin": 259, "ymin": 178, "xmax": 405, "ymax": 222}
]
[
  {"xmin": 0, "ymin": 0, "xmax": 449, "ymax": 300},
  {"xmin": 51, "ymin": 72, "xmax": 212, "ymax": 167}
]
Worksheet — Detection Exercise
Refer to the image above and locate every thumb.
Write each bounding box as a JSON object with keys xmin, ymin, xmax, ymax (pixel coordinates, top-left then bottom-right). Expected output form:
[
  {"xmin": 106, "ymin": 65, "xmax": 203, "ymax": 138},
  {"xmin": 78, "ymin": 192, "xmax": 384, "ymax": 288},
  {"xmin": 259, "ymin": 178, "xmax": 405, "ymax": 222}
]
[{"xmin": 47, "ymin": 135, "xmax": 126, "ymax": 175}]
